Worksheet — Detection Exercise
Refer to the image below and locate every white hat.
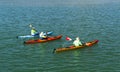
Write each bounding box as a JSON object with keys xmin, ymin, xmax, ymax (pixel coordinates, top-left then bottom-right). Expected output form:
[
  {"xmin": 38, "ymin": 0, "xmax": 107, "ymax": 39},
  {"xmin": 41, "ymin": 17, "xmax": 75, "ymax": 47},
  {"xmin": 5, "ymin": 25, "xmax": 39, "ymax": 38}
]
[{"xmin": 76, "ymin": 37, "xmax": 79, "ymax": 40}]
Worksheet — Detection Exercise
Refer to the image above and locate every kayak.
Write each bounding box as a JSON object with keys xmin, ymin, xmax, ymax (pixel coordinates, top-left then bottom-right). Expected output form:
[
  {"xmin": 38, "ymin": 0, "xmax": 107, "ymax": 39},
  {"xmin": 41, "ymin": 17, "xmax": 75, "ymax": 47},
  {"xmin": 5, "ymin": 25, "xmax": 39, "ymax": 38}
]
[
  {"xmin": 53, "ymin": 40, "xmax": 99, "ymax": 53},
  {"xmin": 17, "ymin": 31, "xmax": 53, "ymax": 38},
  {"xmin": 54, "ymin": 40, "xmax": 99, "ymax": 53},
  {"xmin": 24, "ymin": 35, "xmax": 62, "ymax": 44}
]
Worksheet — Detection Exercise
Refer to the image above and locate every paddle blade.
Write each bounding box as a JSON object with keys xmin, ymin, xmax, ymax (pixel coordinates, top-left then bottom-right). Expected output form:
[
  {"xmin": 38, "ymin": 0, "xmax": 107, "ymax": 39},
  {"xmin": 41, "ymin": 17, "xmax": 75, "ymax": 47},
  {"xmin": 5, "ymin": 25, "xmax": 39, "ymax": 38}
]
[
  {"xmin": 29, "ymin": 24, "xmax": 33, "ymax": 28},
  {"xmin": 66, "ymin": 36, "xmax": 72, "ymax": 41}
]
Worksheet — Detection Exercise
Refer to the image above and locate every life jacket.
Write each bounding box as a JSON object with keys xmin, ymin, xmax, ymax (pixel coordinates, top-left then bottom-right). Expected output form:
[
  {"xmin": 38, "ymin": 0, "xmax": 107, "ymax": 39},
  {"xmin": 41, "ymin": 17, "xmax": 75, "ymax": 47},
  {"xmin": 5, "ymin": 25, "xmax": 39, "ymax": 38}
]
[{"xmin": 31, "ymin": 29, "xmax": 37, "ymax": 35}]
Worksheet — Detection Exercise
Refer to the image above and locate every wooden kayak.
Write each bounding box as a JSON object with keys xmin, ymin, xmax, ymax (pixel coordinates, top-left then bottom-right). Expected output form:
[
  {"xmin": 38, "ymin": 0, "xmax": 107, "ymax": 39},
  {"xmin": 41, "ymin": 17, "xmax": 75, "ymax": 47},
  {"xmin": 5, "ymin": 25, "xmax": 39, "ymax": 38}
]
[
  {"xmin": 24, "ymin": 35, "xmax": 62, "ymax": 44},
  {"xmin": 53, "ymin": 40, "xmax": 99, "ymax": 53}
]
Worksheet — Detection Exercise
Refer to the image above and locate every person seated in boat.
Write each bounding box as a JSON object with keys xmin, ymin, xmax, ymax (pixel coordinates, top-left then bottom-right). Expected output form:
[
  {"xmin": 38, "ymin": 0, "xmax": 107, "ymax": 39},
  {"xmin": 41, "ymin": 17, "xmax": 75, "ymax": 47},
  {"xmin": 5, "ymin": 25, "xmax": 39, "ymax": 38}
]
[
  {"xmin": 39, "ymin": 32, "xmax": 47, "ymax": 39},
  {"xmin": 31, "ymin": 27, "xmax": 38, "ymax": 36},
  {"xmin": 73, "ymin": 37, "xmax": 82, "ymax": 47},
  {"xmin": 29, "ymin": 24, "xmax": 38, "ymax": 36}
]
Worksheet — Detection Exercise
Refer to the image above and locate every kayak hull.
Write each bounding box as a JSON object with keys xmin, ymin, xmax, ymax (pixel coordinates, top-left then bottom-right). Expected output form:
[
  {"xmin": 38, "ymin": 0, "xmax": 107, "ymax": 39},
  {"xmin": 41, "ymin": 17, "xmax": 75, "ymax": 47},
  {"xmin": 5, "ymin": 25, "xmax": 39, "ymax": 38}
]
[
  {"xmin": 54, "ymin": 40, "xmax": 99, "ymax": 53},
  {"xmin": 24, "ymin": 35, "xmax": 62, "ymax": 44},
  {"xmin": 17, "ymin": 31, "xmax": 53, "ymax": 38}
]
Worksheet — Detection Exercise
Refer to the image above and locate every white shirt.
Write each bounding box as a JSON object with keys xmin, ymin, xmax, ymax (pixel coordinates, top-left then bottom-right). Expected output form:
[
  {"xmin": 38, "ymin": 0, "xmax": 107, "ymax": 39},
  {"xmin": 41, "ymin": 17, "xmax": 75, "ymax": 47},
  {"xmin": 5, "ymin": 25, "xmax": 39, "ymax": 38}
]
[{"xmin": 73, "ymin": 39, "xmax": 82, "ymax": 46}]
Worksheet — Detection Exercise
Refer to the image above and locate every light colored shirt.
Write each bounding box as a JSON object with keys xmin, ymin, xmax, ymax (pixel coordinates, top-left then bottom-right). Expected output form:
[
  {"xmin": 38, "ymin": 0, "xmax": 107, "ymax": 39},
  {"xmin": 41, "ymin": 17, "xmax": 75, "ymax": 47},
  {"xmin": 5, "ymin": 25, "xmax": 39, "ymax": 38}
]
[
  {"xmin": 31, "ymin": 29, "xmax": 37, "ymax": 35},
  {"xmin": 73, "ymin": 40, "xmax": 82, "ymax": 47},
  {"xmin": 39, "ymin": 32, "xmax": 47, "ymax": 38}
]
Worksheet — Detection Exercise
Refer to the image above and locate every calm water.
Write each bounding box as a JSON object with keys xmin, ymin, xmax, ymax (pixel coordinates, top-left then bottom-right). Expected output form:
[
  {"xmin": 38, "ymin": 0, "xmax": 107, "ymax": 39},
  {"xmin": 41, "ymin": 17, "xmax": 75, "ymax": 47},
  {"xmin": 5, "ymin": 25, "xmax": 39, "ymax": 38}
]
[{"xmin": 0, "ymin": 4, "xmax": 120, "ymax": 72}]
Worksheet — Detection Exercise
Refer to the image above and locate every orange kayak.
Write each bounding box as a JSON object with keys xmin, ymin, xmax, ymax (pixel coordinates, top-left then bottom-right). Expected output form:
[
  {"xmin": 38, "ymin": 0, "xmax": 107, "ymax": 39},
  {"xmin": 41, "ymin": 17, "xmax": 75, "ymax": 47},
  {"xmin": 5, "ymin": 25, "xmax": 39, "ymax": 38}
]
[
  {"xmin": 53, "ymin": 40, "xmax": 99, "ymax": 53},
  {"xmin": 24, "ymin": 35, "xmax": 62, "ymax": 44}
]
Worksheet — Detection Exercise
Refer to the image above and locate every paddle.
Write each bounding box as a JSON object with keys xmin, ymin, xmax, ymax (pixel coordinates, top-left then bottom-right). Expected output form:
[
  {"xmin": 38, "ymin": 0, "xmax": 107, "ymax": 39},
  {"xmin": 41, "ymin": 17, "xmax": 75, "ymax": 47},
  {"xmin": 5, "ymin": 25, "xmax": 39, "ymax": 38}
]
[
  {"xmin": 29, "ymin": 24, "xmax": 38, "ymax": 32},
  {"xmin": 61, "ymin": 36, "xmax": 73, "ymax": 47},
  {"xmin": 29, "ymin": 24, "xmax": 34, "ymax": 29},
  {"xmin": 66, "ymin": 36, "xmax": 72, "ymax": 41}
]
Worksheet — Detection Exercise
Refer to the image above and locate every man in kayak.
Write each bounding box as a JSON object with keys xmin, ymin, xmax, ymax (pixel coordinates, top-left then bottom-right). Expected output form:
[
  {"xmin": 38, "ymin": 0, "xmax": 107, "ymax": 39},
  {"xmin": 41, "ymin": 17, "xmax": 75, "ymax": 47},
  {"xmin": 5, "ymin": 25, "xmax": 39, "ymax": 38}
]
[
  {"xmin": 31, "ymin": 27, "xmax": 38, "ymax": 36},
  {"xmin": 39, "ymin": 32, "xmax": 47, "ymax": 39},
  {"xmin": 73, "ymin": 37, "xmax": 82, "ymax": 47},
  {"xmin": 29, "ymin": 24, "xmax": 38, "ymax": 36}
]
